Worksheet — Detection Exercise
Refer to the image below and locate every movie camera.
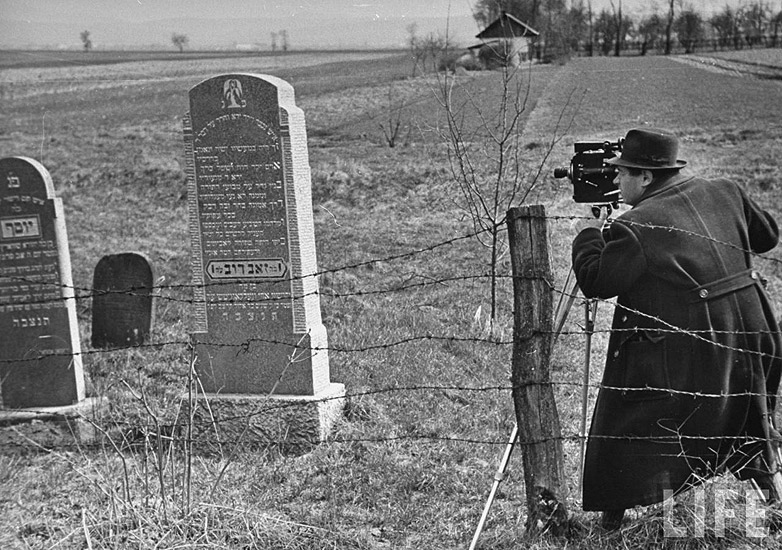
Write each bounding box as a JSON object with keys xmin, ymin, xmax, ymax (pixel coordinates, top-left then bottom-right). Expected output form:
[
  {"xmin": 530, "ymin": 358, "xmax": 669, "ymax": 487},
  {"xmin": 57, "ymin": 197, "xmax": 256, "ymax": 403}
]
[{"xmin": 553, "ymin": 139, "xmax": 624, "ymax": 207}]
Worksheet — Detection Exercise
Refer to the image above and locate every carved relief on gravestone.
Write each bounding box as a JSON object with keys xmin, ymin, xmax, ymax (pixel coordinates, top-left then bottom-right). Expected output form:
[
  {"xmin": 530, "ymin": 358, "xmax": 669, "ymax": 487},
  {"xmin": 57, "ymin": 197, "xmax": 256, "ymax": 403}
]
[
  {"xmin": 91, "ymin": 252, "xmax": 154, "ymax": 348},
  {"xmin": 0, "ymin": 157, "xmax": 85, "ymax": 408},
  {"xmin": 184, "ymin": 74, "xmax": 330, "ymax": 396}
]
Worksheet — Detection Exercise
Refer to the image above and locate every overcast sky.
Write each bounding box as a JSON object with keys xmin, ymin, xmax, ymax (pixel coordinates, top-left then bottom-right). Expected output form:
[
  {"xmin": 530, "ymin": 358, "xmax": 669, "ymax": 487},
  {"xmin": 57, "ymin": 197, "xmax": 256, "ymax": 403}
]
[
  {"xmin": 2, "ymin": 0, "xmax": 475, "ymax": 21},
  {"xmin": 0, "ymin": 0, "xmax": 748, "ymax": 49},
  {"xmin": 0, "ymin": 0, "xmax": 738, "ymax": 21}
]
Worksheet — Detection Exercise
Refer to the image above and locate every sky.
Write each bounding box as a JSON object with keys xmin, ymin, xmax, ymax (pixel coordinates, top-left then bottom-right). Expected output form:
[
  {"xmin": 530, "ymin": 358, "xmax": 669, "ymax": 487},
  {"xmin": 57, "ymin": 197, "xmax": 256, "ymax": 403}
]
[
  {"xmin": 1, "ymin": 0, "xmax": 477, "ymax": 21},
  {"xmin": 0, "ymin": 0, "xmax": 752, "ymax": 50}
]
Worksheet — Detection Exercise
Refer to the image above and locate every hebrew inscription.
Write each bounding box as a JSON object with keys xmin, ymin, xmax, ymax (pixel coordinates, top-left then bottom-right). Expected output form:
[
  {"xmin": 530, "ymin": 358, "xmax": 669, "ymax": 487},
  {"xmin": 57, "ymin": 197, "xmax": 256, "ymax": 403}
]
[
  {"xmin": 184, "ymin": 74, "xmax": 330, "ymax": 396},
  {"xmin": 0, "ymin": 157, "xmax": 85, "ymax": 408}
]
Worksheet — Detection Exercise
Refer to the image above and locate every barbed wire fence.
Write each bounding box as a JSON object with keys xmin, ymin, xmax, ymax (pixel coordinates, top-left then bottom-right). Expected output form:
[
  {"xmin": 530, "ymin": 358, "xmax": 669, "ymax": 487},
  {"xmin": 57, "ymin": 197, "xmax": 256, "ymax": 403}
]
[
  {"xmin": 3, "ymin": 53, "xmax": 782, "ymax": 548},
  {"xmin": 3, "ymin": 211, "xmax": 782, "ymax": 455}
]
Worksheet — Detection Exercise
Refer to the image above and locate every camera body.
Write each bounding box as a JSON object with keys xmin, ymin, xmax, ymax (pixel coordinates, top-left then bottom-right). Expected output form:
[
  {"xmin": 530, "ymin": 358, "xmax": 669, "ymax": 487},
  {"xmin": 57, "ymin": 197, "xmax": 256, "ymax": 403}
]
[{"xmin": 554, "ymin": 140, "xmax": 623, "ymax": 204}]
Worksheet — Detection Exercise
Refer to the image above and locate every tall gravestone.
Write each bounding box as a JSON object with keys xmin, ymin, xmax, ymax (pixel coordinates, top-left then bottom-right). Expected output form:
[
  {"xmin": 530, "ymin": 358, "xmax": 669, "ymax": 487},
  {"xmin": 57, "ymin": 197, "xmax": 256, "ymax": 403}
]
[
  {"xmin": 183, "ymin": 74, "xmax": 344, "ymax": 449},
  {"xmin": 91, "ymin": 252, "xmax": 154, "ymax": 348},
  {"xmin": 0, "ymin": 157, "xmax": 85, "ymax": 409}
]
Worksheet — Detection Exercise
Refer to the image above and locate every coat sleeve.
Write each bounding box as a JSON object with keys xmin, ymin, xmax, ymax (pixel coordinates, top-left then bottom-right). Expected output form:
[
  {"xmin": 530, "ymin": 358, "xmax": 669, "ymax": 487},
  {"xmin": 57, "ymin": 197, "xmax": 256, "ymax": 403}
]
[
  {"xmin": 740, "ymin": 186, "xmax": 779, "ymax": 254},
  {"xmin": 571, "ymin": 221, "xmax": 648, "ymax": 299}
]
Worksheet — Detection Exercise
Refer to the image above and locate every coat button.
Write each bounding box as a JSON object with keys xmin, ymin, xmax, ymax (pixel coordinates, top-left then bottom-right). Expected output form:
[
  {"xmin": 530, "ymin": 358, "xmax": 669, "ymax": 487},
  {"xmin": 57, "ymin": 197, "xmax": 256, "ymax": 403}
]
[
  {"xmin": 699, "ymin": 289, "xmax": 709, "ymax": 299},
  {"xmin": 621, "ymin": 315, "xmax": 628, "ymax": 323},
  {"xmin": 613, "ymin": 350, "xmax": 620, "ymax": 358}
]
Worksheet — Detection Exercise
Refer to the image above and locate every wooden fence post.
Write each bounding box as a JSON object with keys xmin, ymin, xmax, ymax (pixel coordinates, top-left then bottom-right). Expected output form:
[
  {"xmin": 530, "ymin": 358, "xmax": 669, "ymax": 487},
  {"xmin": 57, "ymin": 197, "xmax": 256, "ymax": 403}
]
[{"xmin": 506, "ymin": 204, "xmax": 568, "ymax": 535}]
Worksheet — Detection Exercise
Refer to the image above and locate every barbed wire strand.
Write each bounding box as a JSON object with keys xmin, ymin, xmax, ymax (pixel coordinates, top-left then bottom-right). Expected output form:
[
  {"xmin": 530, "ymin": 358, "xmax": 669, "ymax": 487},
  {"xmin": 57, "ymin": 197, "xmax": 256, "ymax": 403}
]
[{"xmin": 2, "ymin": 213, "xmax": 781, "ymax": 307}]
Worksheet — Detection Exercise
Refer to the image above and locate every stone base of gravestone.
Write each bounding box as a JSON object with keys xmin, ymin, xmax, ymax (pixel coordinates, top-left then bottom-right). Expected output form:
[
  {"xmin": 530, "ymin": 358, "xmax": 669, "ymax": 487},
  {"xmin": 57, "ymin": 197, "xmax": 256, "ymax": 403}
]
[
  {"xmin": 185, "ymin": 383, "xmax": 345, "ymax": 454},
  {"xmin": 0, "ymin": 397, "xmax": 107, "ymax": 454}
]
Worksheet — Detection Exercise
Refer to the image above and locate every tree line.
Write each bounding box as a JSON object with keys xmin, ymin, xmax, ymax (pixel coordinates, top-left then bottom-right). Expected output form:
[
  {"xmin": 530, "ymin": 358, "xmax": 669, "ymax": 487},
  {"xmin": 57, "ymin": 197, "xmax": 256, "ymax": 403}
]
[
  {"xmin": 473, "ymin": 0, "xmax": 782, "ymax": 60},
  {"xmin": 80, "ymin": 30, "xmax": 191, "ymax": 53},
  {"xmin": 79, "ymin": 30, "xmax": 292, "ymax": 53}
]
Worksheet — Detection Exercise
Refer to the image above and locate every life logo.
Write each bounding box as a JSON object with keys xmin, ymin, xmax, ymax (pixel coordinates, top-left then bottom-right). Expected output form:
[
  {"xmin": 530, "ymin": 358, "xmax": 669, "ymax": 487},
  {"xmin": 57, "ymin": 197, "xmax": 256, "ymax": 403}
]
[{"xmin": 222, "ymin": 78, "xmax": 247, "ymax": 109}]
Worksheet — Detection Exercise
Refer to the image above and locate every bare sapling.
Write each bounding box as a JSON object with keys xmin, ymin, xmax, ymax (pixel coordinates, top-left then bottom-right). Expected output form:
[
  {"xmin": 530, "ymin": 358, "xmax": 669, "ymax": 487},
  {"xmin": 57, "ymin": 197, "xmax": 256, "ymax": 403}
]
[
  {"xmin": 378, "ymin": 84, "xmax": 405, "ymax": 148},
  {"xmin": 122, "ymin": 375, "xmax": 172, "ymax": 522},
  {"xmin": 436, "ymin": 54, "xmax": 554, "ymax": 333}
]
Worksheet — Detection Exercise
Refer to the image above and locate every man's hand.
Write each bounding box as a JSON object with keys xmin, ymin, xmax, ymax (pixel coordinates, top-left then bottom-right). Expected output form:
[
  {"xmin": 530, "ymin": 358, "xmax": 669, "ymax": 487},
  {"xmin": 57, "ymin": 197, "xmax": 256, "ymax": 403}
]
[{"xmin": 575, "ymin": 204, "xmax": 610, "ymax": 233}]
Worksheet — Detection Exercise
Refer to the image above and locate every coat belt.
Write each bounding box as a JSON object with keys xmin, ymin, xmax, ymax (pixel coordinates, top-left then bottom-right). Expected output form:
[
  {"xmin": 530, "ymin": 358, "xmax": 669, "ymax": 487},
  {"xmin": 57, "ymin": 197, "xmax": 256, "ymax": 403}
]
[{"xmin": 688, "ymin": 269, "xmax": 764, "ymax": 303}]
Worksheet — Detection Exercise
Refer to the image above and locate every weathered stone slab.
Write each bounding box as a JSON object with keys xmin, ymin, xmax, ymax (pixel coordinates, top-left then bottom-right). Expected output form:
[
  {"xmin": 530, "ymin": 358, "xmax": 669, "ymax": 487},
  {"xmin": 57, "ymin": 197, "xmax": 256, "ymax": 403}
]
[
  {"xmin": 0, "ymin": 396, "xmax": 107, "ymax": 454},
  {"xmin": 0, "ymin": 157, "xmax": 84, "ymax": 409},
  {"xmin": 91, "ymin": 252, "xmax": 154, "ymax": 348},
  {"xmin": 186, "ymin": 384, "xmax": 346, "ymax": 455},
  {"xmin": 183, "ymin": 74, "xmax": 332, "ymax": 397}
]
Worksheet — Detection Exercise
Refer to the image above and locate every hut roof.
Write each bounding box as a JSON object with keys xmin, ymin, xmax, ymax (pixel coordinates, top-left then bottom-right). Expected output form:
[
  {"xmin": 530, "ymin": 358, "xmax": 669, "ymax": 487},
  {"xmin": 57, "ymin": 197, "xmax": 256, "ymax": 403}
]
[{"xmin": 475, "ymin": 11, "xmax": 539, "ymax": 40}]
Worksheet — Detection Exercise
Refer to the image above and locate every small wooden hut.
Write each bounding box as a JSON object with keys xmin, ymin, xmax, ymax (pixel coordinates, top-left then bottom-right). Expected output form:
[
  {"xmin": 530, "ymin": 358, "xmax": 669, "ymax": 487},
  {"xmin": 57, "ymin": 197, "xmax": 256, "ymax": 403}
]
[{"xmin": 470, "ymin": 11, "xmax": 539, "ymax": 67}]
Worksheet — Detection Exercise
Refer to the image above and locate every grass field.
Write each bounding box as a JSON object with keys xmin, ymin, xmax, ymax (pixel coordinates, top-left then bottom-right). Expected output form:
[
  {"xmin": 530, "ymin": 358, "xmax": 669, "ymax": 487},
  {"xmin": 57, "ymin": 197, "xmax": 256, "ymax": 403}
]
[{"xmin": 2, "ymin": 48, "xmax": 782, "ymax": 549}]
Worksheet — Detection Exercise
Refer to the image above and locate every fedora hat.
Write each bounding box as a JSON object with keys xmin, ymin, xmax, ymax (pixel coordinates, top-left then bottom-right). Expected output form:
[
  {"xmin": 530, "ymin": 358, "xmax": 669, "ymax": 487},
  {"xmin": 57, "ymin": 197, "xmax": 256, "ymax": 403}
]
[{"xmin": 606, "ymin": 128, "xmax": 687, "ymax": 170}]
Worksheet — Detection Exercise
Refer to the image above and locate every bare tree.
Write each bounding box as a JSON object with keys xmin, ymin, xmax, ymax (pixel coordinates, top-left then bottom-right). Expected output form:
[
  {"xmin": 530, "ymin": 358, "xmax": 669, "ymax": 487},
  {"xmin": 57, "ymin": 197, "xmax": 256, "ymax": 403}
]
[
  {"xmin": 279, "ymin": 30, "xmax": 289, "ymax": 52},
  {"xmin": 407, "ymin": 23, "xmax": 421, "ymax": 76},
  {"xmin": 586, "ymin": 0, "xmax": 595, "ymax": 55},
  {"xmin": 425, "ymin": 32, "xmax": 448, "ymax": 73},
  {"xmin": 407, "ymin": 25, "xmax": 449, "ymax": 76},
  {"xmin": 675, "ymin": 9, "xmax": 704, "ymax": 53},
  {"xmin": 593, "ymin": 9, "xmax": 616, "ymax": 55},
  {"xmin": 562, "ymin": 1, "xmax": 588, "ymax": 55},
  {"xmin": 80, "ymin": 30, "xmax": 92, "ymax": 52},
  {"xmin": 710, "ymin": 7, "xmax": 737, "ymax": 50},
  {"xmin": 436, "ymin": 62, "xmax": 565, "ymax": 329},
  {"xmin": 732, "ymin": 7, "xmax": 745, "ymax": 49},
  {"xmin": 171, "ymin": 33, "xmax": 189, "ymax": 53},
  {"xmin": 772, "ymin": 9, "xmax": 782, "ymax": 47},
  {"xmin": 378, "ymin": 85, "xmax": 406, "ymax": 148},
  {"xmin": 538, "ymin": 0, "xmax": 570, "ymax": 61},
  {"xmin": 743, "ymin": 2, "xmax": 769, "ymax": 48},
  {"xmin": 407, "ymin": 23, "xmax": 428, "ymax": 77},
  {"xmin": 609, "ymin": 0, "xmax": 623, "ymax": 56},
  {"xmin": 664, "ymin": 0, "xmax": 676, "ymax": 54},
  {"xmin": 638, "ymin": 13, "xmax": 664, "ymax": 55}
]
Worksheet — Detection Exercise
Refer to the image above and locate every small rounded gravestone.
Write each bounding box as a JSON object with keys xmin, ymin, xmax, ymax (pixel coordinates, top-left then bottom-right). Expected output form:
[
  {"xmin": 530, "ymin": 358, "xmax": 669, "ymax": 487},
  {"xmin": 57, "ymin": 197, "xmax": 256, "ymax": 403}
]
[{"xmin": 91, "ymin": 252, "xmax": 154, "ymax": 348}]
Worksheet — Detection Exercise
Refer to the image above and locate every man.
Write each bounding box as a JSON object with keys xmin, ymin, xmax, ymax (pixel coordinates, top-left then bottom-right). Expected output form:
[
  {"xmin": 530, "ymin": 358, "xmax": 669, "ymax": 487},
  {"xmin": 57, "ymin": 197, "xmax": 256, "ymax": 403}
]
[{"xmin": 571, "ymin": 128, "xmax": 782, "ymax": 530}]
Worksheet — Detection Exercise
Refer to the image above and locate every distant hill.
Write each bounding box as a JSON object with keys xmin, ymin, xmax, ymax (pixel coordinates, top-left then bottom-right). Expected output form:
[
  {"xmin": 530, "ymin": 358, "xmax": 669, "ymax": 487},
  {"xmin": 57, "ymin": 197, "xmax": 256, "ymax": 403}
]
[{"xmin": 0, "ymin": 14, "xmax": 480, "ymax": 51}]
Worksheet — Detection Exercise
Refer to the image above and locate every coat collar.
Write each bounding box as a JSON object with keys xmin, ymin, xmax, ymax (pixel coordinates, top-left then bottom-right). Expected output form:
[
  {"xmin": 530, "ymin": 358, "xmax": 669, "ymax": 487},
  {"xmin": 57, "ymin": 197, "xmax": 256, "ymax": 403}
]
[{"xmin": 634, "ymin": 172, "xmax": 693, "ymax": 207}]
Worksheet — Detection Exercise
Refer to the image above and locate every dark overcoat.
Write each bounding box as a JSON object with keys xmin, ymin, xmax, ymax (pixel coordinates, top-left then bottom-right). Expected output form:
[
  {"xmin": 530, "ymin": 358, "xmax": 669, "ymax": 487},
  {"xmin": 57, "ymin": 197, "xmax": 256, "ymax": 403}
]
[{"xmin": 572, "ymin": 173, "xmax": 782, "ymax": 511}]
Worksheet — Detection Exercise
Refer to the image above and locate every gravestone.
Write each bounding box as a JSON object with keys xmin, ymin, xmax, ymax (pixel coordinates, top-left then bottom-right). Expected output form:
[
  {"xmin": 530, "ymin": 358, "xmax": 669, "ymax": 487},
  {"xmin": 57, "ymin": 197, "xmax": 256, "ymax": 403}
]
[
  {"xmin": 0, "ymin": 157, "xmax": 85, "ymax": 409},
  {"xmin": 183, "ymin": 74, "xmax": 343, "ymax": 449},
  {"xmin": 91, "ymin": 252, "xmax": 154, "ymax": 348}
]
